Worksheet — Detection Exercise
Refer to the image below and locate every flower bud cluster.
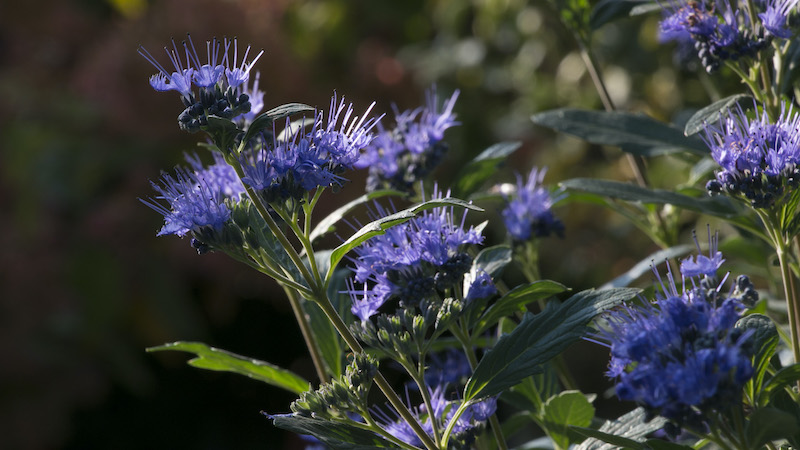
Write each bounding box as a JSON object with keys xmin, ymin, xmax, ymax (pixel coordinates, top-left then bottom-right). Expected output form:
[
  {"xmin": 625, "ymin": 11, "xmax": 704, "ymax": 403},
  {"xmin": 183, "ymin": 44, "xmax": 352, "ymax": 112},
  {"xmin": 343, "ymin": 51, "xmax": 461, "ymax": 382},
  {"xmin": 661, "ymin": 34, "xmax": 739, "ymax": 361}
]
[
  {"xmin": 290, "ymin": 353, "xmax": 378, "ymax": 419},
  {"xmin": 356, "ymin": 87, "xmax": 459, "ymax": 193}
]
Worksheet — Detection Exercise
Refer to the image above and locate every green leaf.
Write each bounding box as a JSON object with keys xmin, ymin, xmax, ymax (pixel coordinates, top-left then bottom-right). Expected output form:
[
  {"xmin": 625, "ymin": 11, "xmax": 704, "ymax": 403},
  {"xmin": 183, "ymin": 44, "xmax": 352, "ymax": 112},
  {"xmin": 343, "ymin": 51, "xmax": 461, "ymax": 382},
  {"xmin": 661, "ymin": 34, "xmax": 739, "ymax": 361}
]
[
  {"xmin": 745, "ymin": 407, "xmax": 800, "ymax": 447},
  {"xmin": 601, "ymin": 245, "xmax": 692, "ymax": 289},
  {"xmin": 759, "ymin": 364, "xmax": 800, "ymax": 405},
  {"xmin": 242, "ymin": 103, "xmax": 315, "ymax": 146},
  {"xmin": 148, "ymin": 341, "xmax": 310, "ymax": 394},
  {"xmin": 531, "ymin": 108, "xmax": 709, "ymax": 156},
  {"xmin": 270, "ymin": 414, "xmax": 396, "ymax": 449},
  {"xmin": 464, "ymin": 287, "xmax": 639, "ymax": 401},
  {"xmin": 644, "ymin": 440, "xmax": 694, "ymax": 450},
  {"xmin": 590, "ymin": 0, "xmax": 649, "ymax": 30},
  {"xmin": 560, "ymin": 178, "xmax": 739, "ymax": 217},
  {"xmin": 202, "ymin": 115, "xmax": 241, "ymax": 152},
  {"xmin": 472, "ymin": 245, "xmax": 513, "ymax": 279},
  {"xmin": 575, "ymin": 407, "xmax": 667, "ymax": 450},
  {"xmin": 474, "ymin": 280, "xmax": 568, "ymax": 336},
  {"xmin": 454, "ymin": 141, "xmax": 522, "ymax": 197},
  {"xmin": 571, "ymin": 426, "xmax": 646, "ymax": 450},
  {"xmin": 326, "ymin": 197, "xmax": 482, "ymax": 280},
  {"xmin": 302, "ymin": 298, "xmax": 344, "ymax": 378},
  {"xmin": 310, "ymin": 189, "xmax": 406, "ymax": 243},
  {"xmin": 541, "ymin": 391, "xmax": 595, "ymax": 449},
  {"xmin": 736, "ymin": 314, "xmax": 778, "ymax": 404},
  {"xmin": 684, "ymin": 94, "xmax": 750, "ymax": 136}
]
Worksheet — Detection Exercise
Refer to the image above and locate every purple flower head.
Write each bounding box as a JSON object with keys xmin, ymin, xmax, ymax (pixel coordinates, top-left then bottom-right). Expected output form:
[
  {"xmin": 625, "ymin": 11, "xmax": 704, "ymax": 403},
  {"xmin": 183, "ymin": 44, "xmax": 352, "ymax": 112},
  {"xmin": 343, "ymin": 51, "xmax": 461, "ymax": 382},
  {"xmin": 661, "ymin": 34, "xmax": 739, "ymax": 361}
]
[
  {"xmin": 464, "ymin": 270, "xmax": 497, "ymax": 302},
  {"xmin": 142, "ymin": 165, "xmax": 232, "ymax": 238},
  {"xmin": 704, "ymin": 103, "xmax": 800, "ymax": 208},
  {"xmin": 600, "ymin": 256, "xmax": 754, "ymax": 431},
  {"xmin": 348, "ymin": 188, "xmax": 483, "ymax": 321},
  {"xmin": 140, "ymin": 36, "xmax": 266, "ymax": 132},
  {"xmin": 501, "ymin": 167, "xmax": 564, "ymax": 241},
  {"xmin": 423, "ymin": 350, "xmax": 473, "ymax": 388},
  {"xmin": 356, "ymin": 86, "xmax": 459, "ymax": 192},
  {"xmin": 759, "ymin": 0, "xmax": 799, "ymax": 38},
  {"xmin": 234, "ymin": 72, "xmax": 265, "ymax": 123},
  {"xmin": 239, "ymin": 95, "xmax": 378, "ymax": 203},
  {"xmin": 680, "ymin": 227, "xmax": 725, "ymax": 278}
]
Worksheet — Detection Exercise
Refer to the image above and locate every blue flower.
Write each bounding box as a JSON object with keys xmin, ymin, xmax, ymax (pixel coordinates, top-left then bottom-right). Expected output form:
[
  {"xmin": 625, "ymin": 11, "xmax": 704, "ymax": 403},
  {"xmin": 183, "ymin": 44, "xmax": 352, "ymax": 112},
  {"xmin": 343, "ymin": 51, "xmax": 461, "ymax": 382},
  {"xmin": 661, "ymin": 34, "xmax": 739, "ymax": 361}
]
[
  {"xmin": 680, "ymin": 228, "xmax": 725, "ymax": 278},
  {"xmin": 704, "ymin": 103, "xmax": 800, "ymax": 208},
  {"xmin": 239, "ymin": 95, "xmax": 378, "ymax": 203},
  {"xmin": 759, "ymin": 0, "xmax": 799, "ymax": 38},
  {"xmin": 139, "ymin": 36, "xmax": 264, "ymax": 131},
  {"xmin": 464, "ymin": 270, "xmax": 497, "ymax": 302},
  {"xmin": 501, "ymin": 167, "xmax": 564, "ymax": 241},
  {"xmin": 602, "ymin": 253, "xmax": 754, "ymax": 431},
  {"xmin": 348, "ymin": 188, "xmax": 483, "ymax": 321},
  {"xmin": 423, "ymin": 350, "xmax": 473, "ymax": 388},
  {"xmin": 355, "ymin": 86, "xmax": 459, "ymax": 192},
  {"xmin": 142, "ymin": 164, "xmax": 233, "ymax": 238}
]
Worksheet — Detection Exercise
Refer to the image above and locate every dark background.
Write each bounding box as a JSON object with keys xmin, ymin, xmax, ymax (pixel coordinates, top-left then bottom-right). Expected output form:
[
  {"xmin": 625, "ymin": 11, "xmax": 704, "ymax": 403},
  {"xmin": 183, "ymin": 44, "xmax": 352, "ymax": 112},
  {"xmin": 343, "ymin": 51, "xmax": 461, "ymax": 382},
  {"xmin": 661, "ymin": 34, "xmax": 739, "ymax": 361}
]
[{"xmin": 0, "ymin": 0, "xmax": 734, "ymax": 448}]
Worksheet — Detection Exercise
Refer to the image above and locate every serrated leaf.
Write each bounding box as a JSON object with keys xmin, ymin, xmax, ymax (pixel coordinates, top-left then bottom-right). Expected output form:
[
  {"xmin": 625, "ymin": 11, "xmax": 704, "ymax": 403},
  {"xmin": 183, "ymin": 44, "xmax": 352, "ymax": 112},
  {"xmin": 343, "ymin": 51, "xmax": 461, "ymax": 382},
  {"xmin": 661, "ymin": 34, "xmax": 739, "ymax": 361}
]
[
  {"xmin": 464, "ymin": 287, "xmax": 639, "ymax": 401},
  {"xmin": 571, "ymin": 426, "xmax": 646, "ymax": 449},
  {"xmin": 560, "ymin": 178, "xmax": 739, "ymax": 217},
  {"xmin": 574, "ymin": 407, "xmax": 667, "ymax": 450},
  {"xmin": 326, "ymin": 197, "xmax": 482, "ymax": 280},
  {"xmin": 148, "ymin": 341, "xmax": 310, "ymax": 394},
  {"xmin": 590, "ymin": 0, "xmax": 649, "ymax": 29},
  {"xmin": 541, "ymin": 391, "xmax": 595, "ymax": 449},
  {"xmin": 644, "ymin": 440, "xmax": 694, "ymax": 450},
  {"xmin": 310, "ymin": 189, "xmax": 406, "ymax": 243},
  {"xmin": 474, "ymin": 280, "xmax": 568, "ymax": 336},
  {"xmin": 531, "ymin": 108, "xmax": 708, "ymax": 156},
  {"xmin": 745, "ymin": 407, "xmax": 800, "ymax": 447},
  {"xmin": 454, "ymin": 141, "xmax": 522, "ymax": 197},
  {"xmin": 630, "ymin": 3, "xmax": 664, "ymax": 15},
  {"xmin": 601, "ymin": 245, "xmax": 692, "ymax": 289},
  {"xmin": 269, "ymin": 414, "xmax": 396, "ymax": 449},
  {"xmin": 684, "ymin": 94, "xmax": 750, "ymax": 136},
  {"xmin": 242, "ymin": 103, "xmax": 315, "ymax": 146}
]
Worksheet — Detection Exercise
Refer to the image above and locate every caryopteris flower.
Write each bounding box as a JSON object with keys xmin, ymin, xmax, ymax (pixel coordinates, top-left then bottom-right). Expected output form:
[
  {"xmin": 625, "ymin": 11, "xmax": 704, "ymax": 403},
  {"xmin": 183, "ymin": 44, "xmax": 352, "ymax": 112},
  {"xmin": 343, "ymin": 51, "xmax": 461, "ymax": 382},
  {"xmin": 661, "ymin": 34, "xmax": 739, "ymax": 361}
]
[
  {"xmin": 680, "ymin": 227, "xmax": 725, "ymax": 278},
  {"xmin": 501, "ymin": 167, "xmax": 564, "ymax": 242},
  {"xmin": 602, "ymin": 243, "xmax": 755, "ymax": 434},
  {"xmin": 239, "ymin": 95, "xmax": 379, "ymax": 203},
  {"xmin": 704, "ymin": 104, "xmax": 800, "ymax": 209},
  {"xmin": 348, "ymin": 188, "xmax": 483, "ymax": 321},
  {"xmin": 356, "ymin": 86, "xmax": 459, "ymax": 192},
  {"xmin": 658, "ymin": 0, "xmax": 777, "ymax": 73},
  {"xmin": 760, "ymin": 0, "xmax": 800, "ymax": 39},
  {"xmin": 139, "ymin": 35, "xmax": 265, "ymax": 131}
]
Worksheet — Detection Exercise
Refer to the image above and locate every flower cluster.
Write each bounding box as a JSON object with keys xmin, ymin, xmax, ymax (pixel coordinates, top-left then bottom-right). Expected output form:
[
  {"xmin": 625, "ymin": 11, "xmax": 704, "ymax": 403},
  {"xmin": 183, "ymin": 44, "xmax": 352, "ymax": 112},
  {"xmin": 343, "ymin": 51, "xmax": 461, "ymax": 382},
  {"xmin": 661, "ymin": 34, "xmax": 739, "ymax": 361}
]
[
  {"xmin": 355, "ymin": 87, "xmax": 459, "ymax": 193},
  {"xmin": 704, "ymin": 104, "xmax": 800, "ymax": 209},
  {"xmin": 602, "ymin": 242, "xmax": 756, "ymax": 434},
  {"xmin": 659, "ymin": 0, "xmax": 796, "ymax": 72},
  {"xmin": 239, "ymin": 96, "xmax": 379, "ymax": 203},
  {"xmin": 374, "ymin": 388, "xmax": 497, "ymax": 449},
  {"xmin": 349, "ymin": 189, "xmax": 484, "ymax": 322},
  {"xmin": 501, "ymin": 167, "xmax": 564, "ymax": 242},
  {"xmin": 142, "ymin": 153, "xmax": 243, "ymax": 247},
  {"xmin": 139, "ymin": 35, "xmax": 265, "ymax": 131}
]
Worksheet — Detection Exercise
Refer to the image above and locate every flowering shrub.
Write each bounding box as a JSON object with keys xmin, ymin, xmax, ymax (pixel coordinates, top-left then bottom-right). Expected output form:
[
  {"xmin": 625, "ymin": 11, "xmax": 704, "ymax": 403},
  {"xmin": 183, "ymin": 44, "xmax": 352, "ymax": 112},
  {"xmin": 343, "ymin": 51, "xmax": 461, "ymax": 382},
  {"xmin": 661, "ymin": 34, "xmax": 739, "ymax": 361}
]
[{"xmin": 139, "ymin": 14, "xmax": 800, "ymax": 449}]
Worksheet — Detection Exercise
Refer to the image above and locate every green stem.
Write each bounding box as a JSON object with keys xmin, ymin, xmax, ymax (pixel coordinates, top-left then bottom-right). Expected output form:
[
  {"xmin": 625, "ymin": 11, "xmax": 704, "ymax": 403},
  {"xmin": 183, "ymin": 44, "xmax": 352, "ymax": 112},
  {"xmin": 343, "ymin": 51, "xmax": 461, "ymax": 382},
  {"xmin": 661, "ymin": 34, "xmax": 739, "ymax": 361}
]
[
  {"xmin": 408, "ymin": 359, "xmax": 441, "ymax": 442},
  {"xmin": 439, "ymin": 402, "xmax": 470, "ymax": 449},
  {"xmin": 314, "ymin": 295, "xmax": 439, "ymax": 450},
  {"xmin": 283, "ymin": 287, "xmax": 328, "ymax": 383},
  {"xmin": 451, "ymin": 323, "xmax": 508, "ymax": 450}
]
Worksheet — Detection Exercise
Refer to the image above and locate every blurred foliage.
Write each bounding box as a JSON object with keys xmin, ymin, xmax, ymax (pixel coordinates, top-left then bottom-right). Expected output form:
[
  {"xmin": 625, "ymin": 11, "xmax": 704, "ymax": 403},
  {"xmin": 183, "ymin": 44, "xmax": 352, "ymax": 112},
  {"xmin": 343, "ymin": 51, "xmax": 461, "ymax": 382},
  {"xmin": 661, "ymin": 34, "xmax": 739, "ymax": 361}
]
[{"xmin": 0, "ymin": 0, "xmax": 761, "ymax": 448}]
